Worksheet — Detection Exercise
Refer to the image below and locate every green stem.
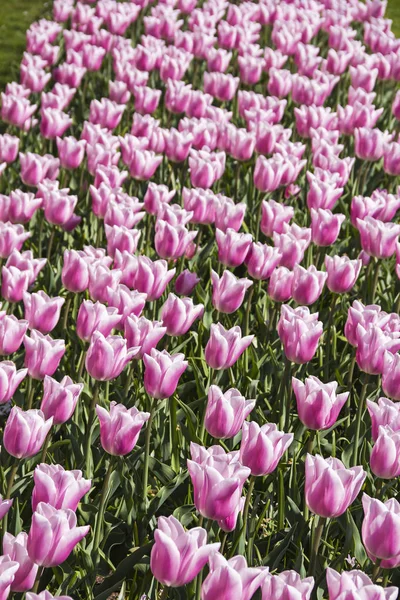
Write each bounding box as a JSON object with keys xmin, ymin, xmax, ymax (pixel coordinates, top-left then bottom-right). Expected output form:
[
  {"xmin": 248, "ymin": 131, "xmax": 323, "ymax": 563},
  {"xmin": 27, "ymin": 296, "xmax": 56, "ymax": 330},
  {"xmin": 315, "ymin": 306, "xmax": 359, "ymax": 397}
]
[
  {"xmin": 278, "ymin": 468, "xmax": 285, "ymax": 530},
  {"xmin": 352, "ymin": 378, "xmax": 369, "ymax": 467},
  {"xmin": 220, "ymin": 532, "xmax": 228, "ymax": 555},
  {"xmin": 93, "ymin": 457, "xmax": 115, "ymax": 557},
  {"xmin": 39, "ymin": 431, "xmax": 52, "ymax": 464},
  {"xmin": 371, "ymin": 260, "xmax": 381, "ymax": 303},
  {"xmin": 84, "ymin": 382, "xmax": 100, "ymax": 479},
  {"xmin": 170, "ymin": 395, "xmax": 179, "ymax": 473},
  {"xmin": 32, "ymin": 566, "xmax": 44, "ymax": 593},
  {"xmin": 279, "ymin": 358, "xmax": 292, "ymax": 430},
  {"xmin": 26, "ymin": 377, "xmax": 35, "ymax": 410},
  {"xmin": 325, "ymin": 294, "xmax": 338, "ymax": 379},
  {"xmin": 1, "ymin": 462, "xmax": 18, "ymax": 541},
  {"xmin": 308, "ymin": 516, "xmax": 326, "ymax": 577},
  {"xmin": 242, "ymin": 475, "xmax": 256, "ymax": 560},
  {"xmin": 143, "ymin": 400, "xmax": 156, "ymax": 507},
  {"xmin": 62, "ymin": 294, "xmax": 72, "ymax": 331},
  {"xmin": 372, "ymin": 559, "xmax": 381, "ymax": 582},
  {"xmin": 47, "ymin": 229, "xmax": 55, "ymax": 261},
  {"xmin": 159, "ymin": 586, "xmax": 169, "ymax": 600}
]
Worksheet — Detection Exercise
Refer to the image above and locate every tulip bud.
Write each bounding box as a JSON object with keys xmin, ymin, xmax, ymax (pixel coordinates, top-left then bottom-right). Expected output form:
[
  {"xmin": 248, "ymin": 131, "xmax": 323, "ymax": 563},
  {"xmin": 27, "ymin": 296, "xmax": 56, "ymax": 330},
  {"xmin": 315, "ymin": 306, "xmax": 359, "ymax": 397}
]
[
  {"xmin": 24, "ymin": 330, "xmax": 65, "ymax": 380},
  {"xmin": 292, "ymin": 376, "xmax": 349, "ymax": 430},
  {"xmin": 3, "ymin": 407, "xmax": 53, "ymax": 459},
  {"xmin": 239, "ymin": 422, "xmax": 293, "ymax": 476},
  {"xmin": 204, "ymin": 385, "xmax": 255, "ymax": 439},
  {"xmin": 40, "ymin": 375, "xmax": 83, "ymax": 425},
  {"xmin": 96, "ymin": 402, "xmax": 150, "ymax": 456},
  {"xmin": 85, "ymin": 332, "xmax": 138, "ymax": 381},
  {"xmin": 160, "ymin": 293, "xmax": 204, "ymax": 336},
  {"xmin": 143, "ymin": 349, "xmax": 188, "ymax": 399}
]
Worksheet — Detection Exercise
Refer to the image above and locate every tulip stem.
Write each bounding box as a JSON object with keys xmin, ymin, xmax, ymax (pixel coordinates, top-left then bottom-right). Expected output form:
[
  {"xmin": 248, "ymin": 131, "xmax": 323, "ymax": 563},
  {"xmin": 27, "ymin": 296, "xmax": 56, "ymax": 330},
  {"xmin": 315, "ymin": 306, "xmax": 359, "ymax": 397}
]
[
  {"xmin": 279, "ymin": 358, "xmax": 292, "ymax": 431},
  {"xmin": 32, "ymin": 566, "xmax": 44, "ymax": 593},
  {"xmin": 160, "ymin": 586, "xmax": 169, "ymax": 600},
  {"xmin": 371, "ymin": 260, "xmax": 381, "ymax": 304},
  {"xmin": 84, "ymin": 382, "xmax": 100, "ymax": 479},
  {"xmin": 47, "ymin": 229, "xmax": 55, "ymax": 261},
  {"xmin": 372, "ymin": 559, "xmax": 381, "ymax": 582},
  {"xmin": 242, "ymin": 475, "xmax": 256, "ymax": 561},
  {"xmin": 143, "ymin": 400, "xmax": 156, "ymax": 508},
  {"xmin": 170, "ymin": 395, "xmax": 179, "ymax": 473},
  {"xmin": 40, "ymin": 431, "xmax": 52, "ymax": 464},
  {"xmin": 26, "ymin": 377, "xmax": 35, "ymax": 410},
  {"xmin": 325, "ymin": 294, "xmax": 338, "ymax": 379},
  {"xmin": 244, "ymin": 286, "xmax": 254, "ymax": 372},
  {"xmin": 5, "ymin": 462, "xmax": 18, "ymax": 499},
  {"xmin": 352, "ymin": 377, "xmax": 369, "ymax": 467},
  {"xmin": 62, "ymin": 294, "xmax": 72, "ymax": 331},
  {"xmin": 308, "ymin": 515, "xmax": 326, "ymax": 577},
  {"xmin": 93, "ymin": 456, "xmax": 116, "ymax": 559}
]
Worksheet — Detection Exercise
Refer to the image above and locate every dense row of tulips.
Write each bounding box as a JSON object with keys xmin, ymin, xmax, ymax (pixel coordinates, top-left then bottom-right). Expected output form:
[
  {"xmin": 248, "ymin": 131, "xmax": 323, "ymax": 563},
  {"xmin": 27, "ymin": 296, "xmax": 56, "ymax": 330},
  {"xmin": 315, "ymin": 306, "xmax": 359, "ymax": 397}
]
[{"xmin": 1, "ymin": 0, "xmax": 400, "ymax": 597}]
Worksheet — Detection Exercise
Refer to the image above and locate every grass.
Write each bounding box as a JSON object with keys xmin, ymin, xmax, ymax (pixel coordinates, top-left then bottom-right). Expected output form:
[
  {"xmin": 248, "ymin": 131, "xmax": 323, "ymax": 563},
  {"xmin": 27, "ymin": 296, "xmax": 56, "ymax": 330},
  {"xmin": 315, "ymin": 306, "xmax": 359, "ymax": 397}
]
[
  {"xmin": 0, "ymin": 0, "xmax": 49, "ymax": 89},
  {"xmin": 388, "ymin": 0, "xmax": 400, "ymax": 35}
]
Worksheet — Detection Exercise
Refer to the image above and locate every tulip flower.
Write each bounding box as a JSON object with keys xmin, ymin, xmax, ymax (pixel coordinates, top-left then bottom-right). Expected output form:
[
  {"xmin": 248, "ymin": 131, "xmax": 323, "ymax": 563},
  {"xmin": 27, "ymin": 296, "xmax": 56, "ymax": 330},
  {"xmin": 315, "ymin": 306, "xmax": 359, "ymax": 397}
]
[
  {"xmin": 1, "ymin": 266, "xmax": 31, "ymax": 303},
  {"xmin": 211, "ymin": 270, "xmax": 253, "ymax": 315},
  {"xmin": 382, "ymin": 351, "xmax": 400, "ymax": 401},
  {"xmin": 0, "ymin": 495, "xmax": 13, "ymax": 521},
  {"xmin": 268, "ymin": 267, "xmax": 294, "ymax": 302},
  {"xmin": 0, "ymin": 313, "xmax": 28, "ymax": 356},
  {"xmin": 277, "ymin": 305, "xmax": 323, "ymax": 364},
  {"xmin": 3, "ymin": 407, "xmax": 53, "ymax": 459},
  {"xmin": 305, "ymin": 455, "xmax": 366, "ymax": 518},
  {"xmin": 370, "ymin": 426, "xmax": 400, "ymax": 479},
  {"xmin": 261, "ymin": 571, "xmax": 314, "ymax": 600},
  {"xmin": 355, "ymin": 325, "xmax": 400, "ymax": 375},
  {"xmin": 310, "ymin": 209, "xmax": 345, "ymax": 247},
  {"xmin": 0, "ymin": 361, "xmax": 27, "ymax": 404},
  {"xmin": 362, "ymin": 494, "xmax": 400, "ymax": 564},
  {"xmin": 27, "ymin": 594, "xmax": 73, "ymax": 600},
  {"xmin": 124, "ymin": 315, "xmax": 166, "ymax": 359},
  {"xmin": 344, "ymin": 301, "xmax": 386, "ymax": 347},
  {"xmin": 23, "ymin": 291, "xmax": 65, "ymax": 334},
  {"xmin": 106, "ymin": 285, "xmax": 146, "ymax": 324},
  {"xmin": 215, "ymin": 198, "xmax": 246, "ymax": 232},
  {"xmin": 56, "ymin": 136, "xmax": 86, "ymax": 170},
  {"xmin": 160, "ymin": 293, "xmax": 204, "ymax": 336},
  {"xmin": 150, "ymin": 515, "xmax": 220, "ymax": 587},
  {"xmin": 291, "ymin": 265, "xmax": 327, "ymax": 306},
  {"xmin": 96, "ymin": 402, "xmax": 150, "ymax": 456},
  {"xmin": 27, "ymin": 502, "xmax": 90, "ymax": 567},
  {"xmin": 246, "ymin": 243, "xmax": 282, "ymax": 281},
  {"xmin": 325, "ymin": 255, "xmax": 362, "ymax": 294},
  {"xmin": 7, "ymin": 190, "xmax": 42, "ymax": 224},
  {"xmin": 326, "ymin": 567, "xmax": 398, "ymax": 600},
  {"xmin": 88, "ymin": 263, "xmax": 122, "ymax": 303},
  {"xmin": 0, "ymin": 222, "xmax": 31, "ymax": 259},
  {"xmin": 143, "ymin": 349, "xmax": 188, "ymax": 399},
  {"xmin": 175, "ymin": 269, "xmax": 200, "ymax": 296},
  {"xmin": 367, "ymin": 397, "xmax": 400, "ymax": 441},
  {"xmin": 205, "ymin": 323, "xmax": 254, "ymax": 370},
  {"xmin": 76, "ymin": 300, "xmax": 121, "ymax": 343},
  {"xmin": 357, "ymin": 217, "xmax": 400, "ymax": 259},
  {"xmin": 155, "ymin": 220, "xmax": 197, "ymax": 260},
  {"xmin": 292, "ymin": 376, "xmax": 349, "ymax": 430},
  {"xmin": 205, "ymin": 386, "xmax": 255, "ymax": 439},
  {"xmin": 239, "ymin": 422, "xmax": 293, "ymax": 476},
  {"xmin": 188, "ymin": 443, "xmax": 250, "ymax": 531},
  {"xmin": 24, "ymin": 331, "xmax": 65, "ymax": 380},
  {"xmin": 62, "ymin": 250, "xmax": 90, "ymax": 293},
  {"xmin": 40, "ymin": 375, "xmax": 83, "ymax": 425},
  {"xmin": 202, "ymin": 554, "xmax": 268, "ymax": 600},
  {"xmin": 6, "ymin": 250, "xmax": 46, "ymax": 285},
  {"xmin": 32, "ymin": 464, "xmax": 91, "ymax": 511},
  {"xmin": 0, "ymin": 555, "xmax": 19, "ymax": 600},
  {"xmin": 3, "ymin": 532, "xmax": 38, "ymax": 592},
  {"xmin": 143, "ymin": 183, "xmax": 175, "ymax": 215},
  {"xmin": 85, "ymin": 332, "xmax": 138, "ymax": 381}
]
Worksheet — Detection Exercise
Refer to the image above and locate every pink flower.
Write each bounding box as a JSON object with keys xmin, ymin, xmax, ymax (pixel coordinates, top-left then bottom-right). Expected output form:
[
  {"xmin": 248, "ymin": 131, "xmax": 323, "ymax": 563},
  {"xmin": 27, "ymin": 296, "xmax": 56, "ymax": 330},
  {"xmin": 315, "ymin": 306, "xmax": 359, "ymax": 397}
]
[
  {"xmin": 143, "ymin": 349, "xmax": 188, "ymax": 399},
  {"xmin": 260, "ymin": 200, "xmax": 294, "ymax": 237},
  {"xmin": 124, "ymin": 315, "xmax": 166, "ymax": 359},
  {"xmin": 215, "ymin": 228, "xmax": 252, "ymax": 268},
  {"xmin": 4, "ymin": 407, "xmax": 53, "ymax": 459},
  {"xmin": 205, "ymin": 323, "xmax": 254, "ymax": 370},
  {"xmin": 23, "ymin": 291, "xmax": 64, "ymax": 334},
  {"xmin": 154, "ymin": 220, "xmax": 197, "ymax": 260},
  {"xmin": 40, "ymin": 375, "xmax": 83, "ymax": 425},
  {"xmin": 325, "ymin": 255, "xmax": 362, "ymax": 294},
  {"xmin": 292, "ymin": 376, "xmax": 349, "ymax": 430},
  {"xmin": 85, "ymin": 332, "xmax": 138, "ymax": 381},
  {"xmin": 3, "ymin": 532, "xmax": 38, "ymax": 592},
  {"xmin": 211, "ymin": 270, "xmax": 253, "ymax": 315},
  {"xmin": 32, "ymin": 463, "xmax": 91, "ymax": 511},
  {"xmin": 96, "ymin": 402, "xmax": 150, "ymax": 456},
  {"xmin": 268, "ymin": 267, "xmax": 294, "ymax": 302},
  {"xmin": 204, "ymin": 385, "xmax": 255, "ymax": 440},
  {"xmin": 291, "ymin": 265, "xmax": 327, "ymax": 306},
  {"xmin": 202, "ymin": 554, "xmax": 267, "ymax": 600},
  {"xmin": 277, "ymin": 305, "xmax": 323, "ymax": 364},
  {"xmin": 357, "ymin": 216, "xmax": 400, "ymax": 259},
  {"xmin": 240, "ymin": 422, "xmax": 293, "ymax": 476},
  {"xmin": 310, "ymin": 209, "xmax": 345, "ymax": 246},
  {"xmin": 160, "ymin": 293, "xmax": 204, "ymax": 336},
  {"xmin": 24, "ymin": 331, "xmax": 65, "ymax": 380}
]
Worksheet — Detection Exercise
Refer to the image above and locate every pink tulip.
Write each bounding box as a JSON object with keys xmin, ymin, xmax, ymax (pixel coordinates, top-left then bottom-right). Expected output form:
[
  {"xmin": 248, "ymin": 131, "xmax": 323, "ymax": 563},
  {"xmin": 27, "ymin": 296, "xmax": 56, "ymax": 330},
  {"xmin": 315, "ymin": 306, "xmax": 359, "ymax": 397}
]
[
  {"xmin": 20, "ymin": 153, "xmax": 59, "ymax": 187},
  {"xmin": 0, "ymin": 361, "xmax": 27, "ymax": 404},
  {"xmin": 367, "ymin": 397, "xmax": 400, "ymax": 442},
  {"xmin": 40, "ymin": 108, "xmax": 72, "ymax": 139},
  {"xmin": 1, "ymin": 93, "xmax": 37, "ymax": 130},
  {"xmin": 3, "ymin": 407, "xmax": 53, "ymax": 459},
  {"xmin": 326, "ymin": 567, "xmax": 397, "ymax": 600},
  {"xmin": 370, "ymin": 426, "xmax": 400, "ymax": 479},
  {"xmin": 362, "ymin": 494, "xmax": 400, "ymax": 564},
  {"xmin": 215, "ymin": 228, "xmax": 252, "ymax": 268},
  {"xmin": 187, "ymin": 444, "xmax": 250, "ymax": 531},
  {"xmin": 143, "ymin": 183, "xmax": 175, "ymax": 215},
  {"xmin": 124, "ymin": 315, "xmax": 166, "ymax": 359},
  {"xmin": 292, "ymin": 376, "xmax": 349, "ymax": 430},
  {"xmin": 62, "ymin": 249, "xmax": 90, "ymax": 293},
  {"xmin": 0, "ymin": 222, "xmax": 31, "ymax": 258},
  {"xmin": 273, "ymin": 230, "xmax": 309, "ymax": 270},
  {"xmin": 310, "ymin": 209, "xmax": 345, "ymax": 247},
  {"xmin": 7, "ymin": 190, "xmax": 42, "ymax": 224},
  {"xmin": 254, "ymin": 155, "xmax": 285, "ymax": 193},
  {"xmin": 106, "ymin": 285, "xmax": 146, "ymax": 324},
  {"xmin": 3, "ymin": 532, "xmax": 38, "ymax": 592},
  {"xmin": 160, "ymin": 293, "xmax": 204, "ymax": 336},
  {"xmin": 24, "ymin": 331, "xmax": 65, "ymax": 380},
  {"xmin": 211, "ymin": 270, "xmax": 253, "ymax": 315},
  {"xmin": 143, "ymin": 349, "xmax": 188, "ymax": 399},
  {"xmin": 85, "ymin": 331, "xmax": 138, "ymax": 381},
  {"xmin": 357, "ymin": 216, "xmax": 400, "ymax": 259},
  {"xmin": 114, "ymin": 254, "xmax": 175, "ymax": 301},
  {"xmin": 175, "ymin": 270, "xmax": 200, "ymax": 296},
  {"xmin": 325, "ymin": 255, "xmax": 362, "ymax": 294},
  {"xmin": 202, "ymin": 554, "xmax": 268, "ymax": 600},
  {"xmin": 76, "ymin": 300, "xmax": 121, "ymax": 342},
  {"xmin": 151, "ymin": 515, "xmax": 220, "ymax": 588},
  {"xmin": 56, "ymin": 136, "xmax": 86, "ymax": 170},
  {"xmin": 291, "ymin": 265, "xmax": 327, "ymax": 306},
  {"xmin": 260, "ymin": 200, "xmax": 294, "ymax": 238},
  {"xmin": 23, "ymin": 291, "xmax": 65, "ymax": 334},
  {"xmin": 40, "ymin": 375, "xmax": 83, "ymax": 425},
  {"xmin": 356, "ymin": 325, "xmax": 400, "ymax": 375},
  {"xmin": 88, "ymin": 264, "xmax": 121, "ymax": 303},
  {"xmin": 246, "ymin": 243, "xmax": 282, "ymax": 281},
  {"xmin": 261, "ymin": 571, "xmax": 314, "ymax": 600},
  {"xmin": 128, "ymin": 149, "xmax": 162, "ymax": 181},
  {"xmin": 32, "ymin": 463, "xmax": 91, "ymax": 511},
  {"xmin": 43, "ymin": 190, "xmax": 78, "ymax": 228},
  {"xmin": 205, "ymin": 323, "xmax": 254, "ymax": 370},
  {"xmin": 165, "ymin": 129, "xmax": 193, "ymax": 163},
  {"xmin": 89, "ymin": 98, "xmax": 125, "ymax": 130},
  {"xmin": 203, "ymin": 72, "xmax": 239, "ymax": 101},
  {"xmin": 96, "ymin": 402, "xmax": 150, "ymax": 456},
  {"xmin": 382, "ymin": 351, "xmax": 400, "ymax": 401},
  {"xmin": 277, "ymin": 305, "xmax": 323, "ymax": 364},
  {"xmin": 0, "ymin": 556, "xmax": 19, "ymax": 600},
  {"xmin": 354, "ymin": 127, "xmax": 391, "ymax": 162},
  {"xmin": 27, "ymin": 502, "xmax": 89, "ymax": 567},
  {"xmin": 344, "ymin": 301, "xmax": 388, "ymax": 347},
  {"xmin": 215, "ymin": 198, "xmax": 246, "ymax": 232},
  {"xmin": 6, "ymin": 250, "xmax": 45, "ymax": 285},
  {"xmin": 240, "ymin": 422, "xmax": 293, "ymax": 476},
  {"xmin": 0, "ymin": 134, "xmax": 19, "ymax": 164},
  {"xmin": 305, "ymin": 454, "xmax": 366, "ymax": 518},
  {"xmin": 105, "ymin": 224, "xmax": 141, "ymax": 258},
  {"xmin": 1, "ymin": 266, "xmax": 31, "ymax": 303},
  {"xmin": 383, "ymin": 142, "xmax": 400, "ymax": 176},
  {"xmin": 205, "ymin": 385, "xmax": 255, "ymax": 440},
  {"xmin": 154, "ymin": 220, "xmax": 197, "ymax": 260},
  {"xmin": 0, "ymin": 313, "xmax": 28, "ymax": 356}
]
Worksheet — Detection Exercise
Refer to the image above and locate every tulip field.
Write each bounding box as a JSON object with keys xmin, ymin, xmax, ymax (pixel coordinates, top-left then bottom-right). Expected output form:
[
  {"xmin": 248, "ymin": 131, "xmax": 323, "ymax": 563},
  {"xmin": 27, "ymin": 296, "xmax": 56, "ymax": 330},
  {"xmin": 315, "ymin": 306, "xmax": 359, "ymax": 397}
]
[{"xmin": 3, "ymin": 0, "xmax": 400, "ymax": 598}]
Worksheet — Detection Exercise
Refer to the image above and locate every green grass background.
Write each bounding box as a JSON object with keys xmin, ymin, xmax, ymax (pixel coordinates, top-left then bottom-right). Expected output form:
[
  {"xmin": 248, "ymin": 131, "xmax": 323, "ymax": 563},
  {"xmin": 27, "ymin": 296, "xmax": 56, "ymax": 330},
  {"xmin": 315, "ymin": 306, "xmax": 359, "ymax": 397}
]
[{"xmin": 0, "ymin": 0, "xmax": 399, "ymax": 87}]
